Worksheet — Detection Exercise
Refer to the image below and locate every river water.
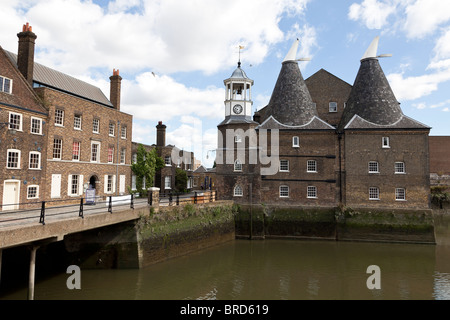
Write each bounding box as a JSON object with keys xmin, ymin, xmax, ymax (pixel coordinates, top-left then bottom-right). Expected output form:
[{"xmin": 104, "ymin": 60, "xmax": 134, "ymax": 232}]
[{"xmin": 2, "ymin": 214, "xmax": 450, "ymax": 300}]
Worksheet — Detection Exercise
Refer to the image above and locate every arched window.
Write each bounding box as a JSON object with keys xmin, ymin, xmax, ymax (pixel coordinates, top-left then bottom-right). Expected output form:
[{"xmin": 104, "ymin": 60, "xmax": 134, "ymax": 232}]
[{"xmin": 234, "ymin": 185, "xmax": 243, "ymax": 197}]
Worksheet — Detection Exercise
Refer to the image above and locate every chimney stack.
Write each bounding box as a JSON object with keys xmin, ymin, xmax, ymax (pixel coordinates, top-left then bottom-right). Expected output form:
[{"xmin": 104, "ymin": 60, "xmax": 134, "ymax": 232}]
[
  {"xmin": 17, "ymin": 22, "xmax": 37, "ymax": 86},
  {"xmin": 109, "ymin": 69, "xmax": 122, "ymax": 110},
  {"xmin": 156, "ymin": 121, "xmax": 166, "ymax": 147}
]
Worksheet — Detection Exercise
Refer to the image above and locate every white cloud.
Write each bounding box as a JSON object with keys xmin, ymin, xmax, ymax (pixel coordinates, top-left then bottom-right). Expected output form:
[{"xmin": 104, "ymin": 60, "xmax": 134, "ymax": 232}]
[
  {"xmin": 348, "ymin": 0, "xmax": 398, "ymax": 29},
  {"xmin": 403, "ymin": 0, "xmax": 450, "ymax": 39}
]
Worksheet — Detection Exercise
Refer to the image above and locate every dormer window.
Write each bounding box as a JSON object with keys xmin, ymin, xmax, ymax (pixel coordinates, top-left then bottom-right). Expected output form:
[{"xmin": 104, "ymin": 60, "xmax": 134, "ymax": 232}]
[{"xmin": 329, "ymin": 102, "xmax": 337, "ymax": 113}]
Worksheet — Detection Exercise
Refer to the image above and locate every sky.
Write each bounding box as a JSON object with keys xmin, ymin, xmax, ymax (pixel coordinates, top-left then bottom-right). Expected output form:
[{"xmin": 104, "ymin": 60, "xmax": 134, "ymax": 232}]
[{"xmin": 1, "ymin": 0, "xmax": 450, "ymax": 168}]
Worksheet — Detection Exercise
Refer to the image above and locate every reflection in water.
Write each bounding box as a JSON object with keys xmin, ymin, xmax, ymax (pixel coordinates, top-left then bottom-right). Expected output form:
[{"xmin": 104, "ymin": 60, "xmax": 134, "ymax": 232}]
[{"xmin": 2, "ymin": 214, "xmax": 450, "ymax": 300}]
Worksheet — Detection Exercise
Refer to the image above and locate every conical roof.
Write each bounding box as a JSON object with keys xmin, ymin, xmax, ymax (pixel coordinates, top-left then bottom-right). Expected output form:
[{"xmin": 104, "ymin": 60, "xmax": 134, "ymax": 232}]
[
  {"xmin": 338, "ymin": 37, "xmax": 404, "ymax": 131},
  {"xmin": 262, "ymin": 39, "xmax": 318, "ymax": 126}
]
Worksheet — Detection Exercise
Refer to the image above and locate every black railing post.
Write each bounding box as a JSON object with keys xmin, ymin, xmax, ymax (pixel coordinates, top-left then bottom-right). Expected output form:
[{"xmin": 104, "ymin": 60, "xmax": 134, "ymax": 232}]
[
  {"xmin": 176, "ymin": 194, "xmax": 179, "ymax": 206},
  {"xmin": 108, "ymin": 196, "xmax": 112, "ymax": 213},
  {"xmin": 39, "ymin": 201, "xmax": 46, "ymax": 225},
  {"xmin": 194, "ymin": 192, "xmax": 197, "ymax": 204},
  {"xmin": 148, "ymin": 190, "xmax": 153, "ymax": 206},
  {"xmin": 169, "ymin": 192, "xmax": 173, "ymax": 206},
  {"xmin": 79, "ymin": 198, "xmax": 84, "ymax": 219},
  {"xmin": 131, "ymin": 193, "xmax": 134, "ymax": 209}
]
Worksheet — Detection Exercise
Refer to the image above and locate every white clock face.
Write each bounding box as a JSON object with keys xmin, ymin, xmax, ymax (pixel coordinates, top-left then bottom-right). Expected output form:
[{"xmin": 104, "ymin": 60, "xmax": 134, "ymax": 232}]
[{"xmin": 233, "ymin": 104, "xmax": 243, "ymax": 114}]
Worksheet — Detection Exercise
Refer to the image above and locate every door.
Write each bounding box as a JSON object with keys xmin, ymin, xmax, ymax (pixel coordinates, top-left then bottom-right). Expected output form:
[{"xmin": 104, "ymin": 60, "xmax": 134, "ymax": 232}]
[
  {"xmin": 2, "ymin": 180, "xmax": 20, "ymax": 211},
  {"xmin": 51, "ymin": 174, "xmax": 61, "ymax": 198},
  {"xmin": 119, "ymin": 175, "xmax": 126, "ymax": 194}
]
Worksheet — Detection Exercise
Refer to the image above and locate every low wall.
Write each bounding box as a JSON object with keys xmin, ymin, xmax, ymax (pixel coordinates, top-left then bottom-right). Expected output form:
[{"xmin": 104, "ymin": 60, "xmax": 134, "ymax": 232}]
[{"xmin": 235, "ymin": 204, "xmax": 436, "ymax": 244}]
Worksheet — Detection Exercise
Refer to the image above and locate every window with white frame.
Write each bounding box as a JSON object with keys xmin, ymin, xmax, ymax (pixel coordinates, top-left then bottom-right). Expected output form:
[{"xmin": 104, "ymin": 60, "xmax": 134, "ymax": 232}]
[
  {"xmin": 30, "ymin": 117, "xmax": 43, "ymax": 135},
  {"xmin": 93, "ymin": 118, "xmax": 100, "ymax": 133},
  {"xmin": 120, "ymin": 148, "xmax": 126, "ymax": 164},
  {"xmin": 279, "ymin": 185, "xmax": 289, "ymax": 198},
  {"xmin": 292, "ymin": 136, "xmax": 299, "ymax": 148},
  {"xmin": 395, "ymin": 188, "xmax": 406, "ymax": 201},
  {"xmin": 329, "ymin": 102, "xmax": 338, "ymax": 113},
  {"xmin": 165, "ymin": 155, "xmax": 171, "ymax": 166},
  {"xmin": 382, "ymin": 137, "xmax": 390, "ymax": 148},
  {"xmin": 132, "ymin": 153, "xmax": 137, "ymax": 164},
  {"xmin": 72, "ymin": 141, "xmax": 80, "ymax": 161},
  {"xmin": 91, "ymin": 141, "xmax": 100, "ymax": 162},
  {"xmin": 395, "ymin": 162, "xmax": 405, "ymax": 174},
  {"xmin": 131, "ymin": 175, "xmax": 137, "ymax": 191},
  {"xmin": 27, "ymin": 185, "xmax": 39, "ymax": 199},
  {"xmin": 70, "ymin": 174, "xmax": 79, "ymax": 196},
  {"xmin": 234, "ymin": 135, "xmax": 242, "ymax": 143},
  {"xmin": 29, "ymin": 151, "xmax": 41, "ymax": 170},
  {"xmin": 109, "ymin": 122, "xmax": 115, "ymax": 136},
  {"xmin": 307, "ymin": 186, "xmax": 317, "ymax": 199},
  {"xmin": 54, "ymin": 109, "xmax": 64, "ymax": 126},
  {"xmin": 108, "ymin": 146, "xmax": 114, "ymax": 163},
  {"xmin": 74, "ymin": 114, "xmax": 82, "ymax": 130},
  {"xmin": 6, "ymin": 149, "xmax": 20, "ymax": 169},
  {"xmin": 369, "ymin": 187, "xmax": 380, "ymax": 200},
  {"xmin": 0, "ymin": 76, "xmax": 12, "ymax": 93},
  {"xmin": 121, "ymin": 126, "xmax": 127, "ymax": 139},
  {"xmin": 106, "ymin": 175, "xmax": 113, "ymax": 193},
  {"xmin": 234, "ymin": 185, "xmax": 243, "ymax": 197},
  {"xmin": 53, "ymin": 138, "xmax": 62, "ymax": 160},
  {"xmin": 307, "ymin": 160, "xmax": 317, "ymax": 173},
  {"xmin": 280, "ymin": 160, "xmax": 289, "ymax": 172},
  {"xmin": 368, "ymin": 161, "xmax": 379, "ymax": 173},
  {"xmin": 9, "ymin": 112, "xmax": 22, "ymax": 131},
  {"xmin": 165, "ymin": 176, "xmax": 171, "ymax": 189},
  {"xmin": 234, "ymin": 159, "xmax": 242, "ymax": 172}
]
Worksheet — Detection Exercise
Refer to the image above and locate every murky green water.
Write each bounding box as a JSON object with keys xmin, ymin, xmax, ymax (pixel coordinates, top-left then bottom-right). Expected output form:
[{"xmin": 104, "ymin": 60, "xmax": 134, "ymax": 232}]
[{"xmin": 2, "ymin": 214, "xmax": 450, "ymax": 300}]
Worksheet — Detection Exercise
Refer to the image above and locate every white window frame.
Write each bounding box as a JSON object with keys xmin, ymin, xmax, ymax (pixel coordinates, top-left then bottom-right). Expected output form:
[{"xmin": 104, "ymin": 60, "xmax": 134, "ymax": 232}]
[
  {"xmin": 368, "ymin": 161, "xmax": 379, "ymax": 173},
  {"xmin": 108, "ymin": 146, "xmax": 114, "ymax": 164},
  {"xmin": 279, "ymin": 185, "xmax": 289, "ymax": 198},
  {"xmin": 30, "ymin": 117, "xmax": 43, "ymax": 135},
  {"xmin": 27, "ymin": 185, "xmax": 39, "ymax": 199},
  {"xmin": 382, "ymin": 137, "xmax": 390, "ymax": 148},
  {"xmin": 54, "ymin": 109, "xmax": 64, "ymax": 127},
  {"xmin": 53, "ymin": 138, "xmax": 63, "ymax": 160},
  {"xmin": 369, "ymin": 187, "xmax": 380, "ymax": 200},
  {"xmin": 395, "ymin": 162, "xmax": 405, "ymax": 174},
  {"xmin": 329, "ymin": 102, "xmax": 338, "ymax": 113},
  {"xmin": 121, "ymin": 126, "xmax": 127, "ymax": 139},
  {"xmin": 29, "ymin": 151, "xmax": 41, "ymax": 170},
  {"xmin": 91, "ymin": 141, "xmax": 101, "ymax": 163},
  {"xmin": 8, "ymin": 112, "xmax": 22, "ymax": 131},
  {"xmin": 165, "ymin": 176, "xmax": 171, "ymax": 189},
  {"xmin": 72, "ymin": 141, "xmax": 81, "ymax": 161},
  {"xmin": 6, "ymin": 149, "xmax": 21, "ymax": 169},
  {"xmin": 307, "ymin": 186, "xmax": 317, "ymax": 199},
  {"xmin": 395, "ymin": 188, "xmax": 406, "ymax": 201},
  {"xmin": 234, "ymin": 159, "xmax": 243, "ymax": 172},
  {"xmin": 109, "ymin": 122, "xmax": 115, "ymax": 137},
  {"xmin": 0, "ymin": 75, "xmax": 12, "ymax": 94},
  {"xmin": 292, "ymin": 136, "xmax": 299, "ymax": 148},
  {"xmin": 234, "ymin": 185, "xmax": 243, "ymax": 197},
  {"xmin": 73, "ymin": 114, "xmax": 82, "ymax": 130},
  {"xmin": 307, "ymin": 160, "xmax": 317, "ymax": 173},
  {"xmin": 280, "ymin": 160, "xmax": 289, "ymax": 172},
  {"xmin": 93, "ymin": 118, "xmax": 100, "ymax": 134},
  {"xmin": 120, "ymin": 148, "xmax": 126, "ymax": 164},
  {"xmin": 234, "ymin": 135, "xmax": 242, "ymax": 143},
  {"xmin": 165, "ymin": 156, "xmax": 171, "ymax": 166}
]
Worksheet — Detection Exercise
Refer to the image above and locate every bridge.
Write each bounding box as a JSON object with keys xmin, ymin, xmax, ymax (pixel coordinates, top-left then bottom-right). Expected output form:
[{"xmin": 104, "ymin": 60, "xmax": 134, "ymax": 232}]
[{"xmin": 0, "ymin": 189, "xmax": 217, "ymax": 299}]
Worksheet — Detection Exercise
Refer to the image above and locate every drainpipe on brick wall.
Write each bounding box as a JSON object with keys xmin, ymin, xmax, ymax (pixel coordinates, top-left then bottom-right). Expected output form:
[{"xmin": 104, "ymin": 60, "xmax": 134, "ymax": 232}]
[
  {"xmin": 338, "ymin": 133, "xmax": 343, "ymax": 205},
  {"xmin": 116, "ymin": 121, "xmax": 120, "ymax": 196}
]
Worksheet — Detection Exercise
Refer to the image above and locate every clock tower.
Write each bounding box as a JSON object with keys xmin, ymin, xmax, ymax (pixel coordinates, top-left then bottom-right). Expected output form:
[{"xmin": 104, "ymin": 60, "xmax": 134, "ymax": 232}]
[{"xmin": 223, "ymin": 62, "xmax": 254, "ymax": 120}]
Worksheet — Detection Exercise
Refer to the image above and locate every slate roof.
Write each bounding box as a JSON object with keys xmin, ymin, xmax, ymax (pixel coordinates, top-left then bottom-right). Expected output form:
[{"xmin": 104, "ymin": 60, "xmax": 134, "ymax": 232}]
[
  {"xmin": 5, "ymin": 50, "xmax": 113, "ymax": 107},
  {"xmin": 338, "ymin": 57, "xmax": 420, "ymax": 131},
  {"xmin": 260, "ymin": 60, "xmax": 318, "ymax": 127},
  {"xmin": 257, "ymin": 115, "xmax": 335, "ymax": 130}
]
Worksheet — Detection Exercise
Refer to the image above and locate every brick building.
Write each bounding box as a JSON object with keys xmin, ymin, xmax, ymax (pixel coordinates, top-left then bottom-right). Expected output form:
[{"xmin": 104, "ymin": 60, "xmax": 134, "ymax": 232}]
[
  {"xmin": 1, "ymin": 23, "xmax": 133, "ymax": 208},
  {"xmin": 216, "ymin": 37, "xmax": 431, "ymax": 210},
  {"xmin": 131, "ymin": 121, "xmax": 195, "ymax": 194},
  {"xmin": 0, "ymin": 25, "xmax": 48, "ymax": 210},
  {"xmin": 429, "ymin": 136, "xmax": 450, "ymax": 188}
]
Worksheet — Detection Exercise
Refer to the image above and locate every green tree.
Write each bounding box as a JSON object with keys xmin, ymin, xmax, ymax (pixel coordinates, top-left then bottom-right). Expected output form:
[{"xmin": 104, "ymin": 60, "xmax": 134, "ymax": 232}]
[
  {"xmin": 131, "ymin": 145, "xmax": 164, "ymax": 196},
  {"xmin": 175, "ymin": 167, "xmax": 188, "ymax": 193}
]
